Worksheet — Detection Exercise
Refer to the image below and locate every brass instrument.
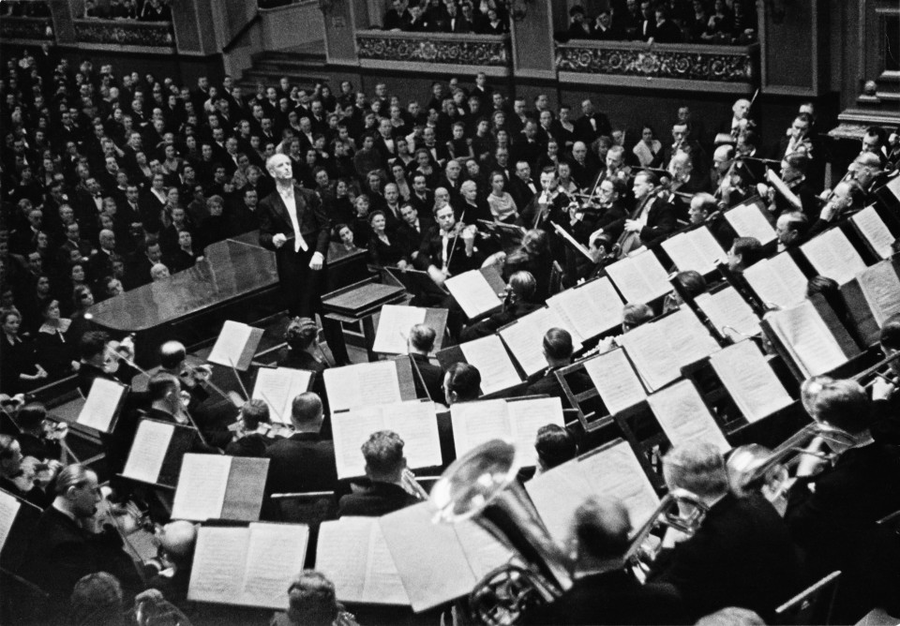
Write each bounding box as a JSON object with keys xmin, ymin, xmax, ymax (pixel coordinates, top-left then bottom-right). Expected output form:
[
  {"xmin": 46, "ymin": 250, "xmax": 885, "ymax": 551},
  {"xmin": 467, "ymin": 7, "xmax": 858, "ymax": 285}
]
[
  {"xmin": 430, "ymin": 439, "xmax": 574, "ymax": 626},
  {"xmin": 850, "ymin": 350, "xmax": 900, "ymax": 389}
]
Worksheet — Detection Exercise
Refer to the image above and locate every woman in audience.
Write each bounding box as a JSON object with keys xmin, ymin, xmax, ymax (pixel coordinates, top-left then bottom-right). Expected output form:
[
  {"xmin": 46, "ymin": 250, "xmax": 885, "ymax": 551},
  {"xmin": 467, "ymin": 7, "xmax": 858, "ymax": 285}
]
[
  {"xmin": 390, "ymin": 161, "xmax": 412, "ymax": 202},
  {"xmin": 486, "ymin": 170, "xmax": 519, "ymax": 223},
  {"xmin": 69, "ymin": 285, "xmax": 94, "ymax": 344},
  {"xmin": 633, "ymin": 124, "xmax": 663, "ymax": 167},
  {"xmin": 367, "ymin": 210, "xmax": 409, "ymax": 268},
  {"xmin": 33, "ymin": 298, "xmax": 79, "ymax": 381}
]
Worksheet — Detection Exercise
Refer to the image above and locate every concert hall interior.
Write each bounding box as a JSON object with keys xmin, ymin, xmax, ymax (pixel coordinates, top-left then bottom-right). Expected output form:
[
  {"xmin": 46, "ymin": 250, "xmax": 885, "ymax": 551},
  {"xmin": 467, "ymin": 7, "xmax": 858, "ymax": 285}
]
[{"xmin": 3, "ymin": 0, "xmax": 900, "ymax": 624}]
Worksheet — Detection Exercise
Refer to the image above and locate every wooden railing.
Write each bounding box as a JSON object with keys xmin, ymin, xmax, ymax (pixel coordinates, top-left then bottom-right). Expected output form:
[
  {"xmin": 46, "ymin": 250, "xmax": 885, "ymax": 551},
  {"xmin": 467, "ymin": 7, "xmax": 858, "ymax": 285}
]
[{"xmin": 73, "ymin": 18, "xmax": 174, "ymax": 49}]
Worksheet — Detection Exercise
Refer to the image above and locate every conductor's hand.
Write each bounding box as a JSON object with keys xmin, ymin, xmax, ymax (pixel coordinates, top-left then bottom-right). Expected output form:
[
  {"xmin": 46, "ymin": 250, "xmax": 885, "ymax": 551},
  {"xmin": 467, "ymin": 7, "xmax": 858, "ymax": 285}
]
[
  {"xmin": 272, "ymin": 233, "xmax": 287, "ymax": 249},
  {"xmin": 309, "ymin": 251, "xmax": 324, "ymax": 270}
]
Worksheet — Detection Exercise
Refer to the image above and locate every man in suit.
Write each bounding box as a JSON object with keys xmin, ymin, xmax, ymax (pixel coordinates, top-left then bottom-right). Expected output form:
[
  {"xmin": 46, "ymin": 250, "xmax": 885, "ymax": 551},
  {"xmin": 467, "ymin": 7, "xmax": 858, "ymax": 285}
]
[
  {"xmin": 264, "ymin": 392, "xmax": 337, "ymax": 495},
  {"xmin": 258, "ymin": 154, "xmax": 331, "ymax": 317},
  {"xmin": 616, "ymin": 171, "xmax": 676, "ymax": 248},
  {"xmin": 337, "ymin": 430, "xmax": 420, "ymax": 517},
  {"xmin": 525, "ymin": 328, "xmax": 592, "ymax": 409},
  {"xmin": 574, "ymin": 99, "xmax": 612, "ymax": 145},
  {"xmin": 406, "ymin": 323, "xmax": 444, "ymax": 402},
  {"xmin": 648, "ymin": 442, "xmax": 804, "ymax": 623}
]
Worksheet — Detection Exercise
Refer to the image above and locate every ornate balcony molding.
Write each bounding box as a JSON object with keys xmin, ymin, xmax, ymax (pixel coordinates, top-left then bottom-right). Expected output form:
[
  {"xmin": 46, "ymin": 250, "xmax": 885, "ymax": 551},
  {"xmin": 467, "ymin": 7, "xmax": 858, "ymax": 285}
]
[
  {"xmin": 73, "ymin": 18, "xmax": 174, "ymax": 49},
  {"xmin": 0, "ymin": 16, "xmax": 53, "ymax": 41},
  {"xmin": 356, "ymin": 29, "xmax": 511, "ymax": 76},
  {"xmin": 556, "ymin": 40, "xmax": 758, "ymax": 92}
]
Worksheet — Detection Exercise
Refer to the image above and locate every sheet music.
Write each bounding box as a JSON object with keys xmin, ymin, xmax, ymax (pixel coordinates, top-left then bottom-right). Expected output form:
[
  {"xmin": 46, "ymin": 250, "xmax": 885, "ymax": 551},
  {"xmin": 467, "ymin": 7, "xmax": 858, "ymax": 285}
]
[
  {"xmin": 801, "ymin": 228, "xmax": 868, "ymax": 285},
  {"xmin": 500, "ymin": 308, "xmax": 582, "ymax": 377},
  {"xmin": 744, "ymin": 253, "xmax": 807, "ymax": 309},
  {"xmin": 331, "ymin": 406, "xmax": 386, "ymax": 479},
  {"xmin": 648, "ymin": 379, "xmax": 730, "ymax": 452},
  {"xmin": 373, "ymin": 305, "xmax": 427, "ymax": 354},
  {"xmin": 0, "ymin": 490, "xmax": 20, "ymax": 552},
  {"xmin": 77, "ymin": 377, "xmax": 125, "ymax": 433},
  {"xmin": 446, "ymin": 270, "xmax": 502, "ymax": 319},
  {"xmin": 188, "ymin": 526, "xmax": 248, "ymax": 603},
  {"xmin": 458, "ymin": 335, "xmax": 521, "ymax": 395},
  {"xmin": 454, "ymin": 518, "xmax": 515, "ymax": 581},
  {"xmin": 252, "ymin": 367, "xmax": 313, "ymax": 424},
  {"xmin": 450, "ymin": 400, "xmax": 511, "ymax": 456},
  {"xmin": 364, "ymin": 523, "xmax": 410, "ymax": 604},
  {"xmin": 526, "ymin": 459, "xmax": 595, "ymax": 544},
  {"xmin": 662, "ymin": 228, "xmax": 725, "ymax": 275},
  {"xmin": 619, "ymin": 323, "xmax": 681, "ymax": 392},
  {"xmin": 171, "ymin": 454, "xmax": 231, "ymax": 521},
  {"xmin": 724, "ymin": 201, "xmax": 777, "ymax": 245},
  {"xmin": 857, "ymin": 261, "xmax": 900, "ymax": 326},
  {"xmin": 241, "ymin": 523, "xmax": 309, "ymax": 609},
  {"xmin": 316, "ymin": 518, "xmax": 370, "ymax": 602},
  {"xmin": 578, "ymin": 441, "xmax": 660, "ymax": 527},
  {"xmin": 324, "ymin": 361, "xmax": 403, "ymax": 412},
  {"xmin": 208, "ymin": 320, "xmax": 253, "ymax": 367},
  {"xmin": 122, "ymin": 420, "xmax": 174, "ymax": 484},
  {"xmin": 768, "ymin": 300, "xmax": 848, "ymax": 377},
  {"xmin": 386, "ymin": 401, "xmax": 443, "ymax": 471},
  {"xmin": 852, "ymin": 206, "xmax": 896, "ymax": 259},
  {"xmin": 695, "ymin": 287, "xmax": 760, "ymax": 338},
  {"xmin": 548, "ymin": 277, "xmax": 623, "ymax": 340},
  {"xmin": 583, "ymin": 349, "xmax": 646, "ymax": 414},
  {"xmin": 606, "ymin": 250, "xmax": 670, "ymax": 304},
  {"xmin": 654, "ymin": 309, "xmax": 721, "ymax": 369},
  {"xmin": 709, "ymin": 340, "xmax": 793, "ymax": 423},
  {"xmin": 507, "ymin": 397, "xmax": 564, "ymax": 467}
]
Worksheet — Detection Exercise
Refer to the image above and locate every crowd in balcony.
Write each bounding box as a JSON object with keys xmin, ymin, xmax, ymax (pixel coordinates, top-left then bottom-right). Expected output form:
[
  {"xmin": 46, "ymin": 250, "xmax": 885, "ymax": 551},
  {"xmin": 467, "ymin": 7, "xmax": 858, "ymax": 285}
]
[
  {"xmin": 0, "ymin": 0, "xmax": 51, "ymax": 17},
  {"xmin": 563, "ymin": 0, "xmax": 757, "ymax": 45},
  {"xmin": 82, "ymin": 0, "xmax": 172, "ymax": 21},
  {"xmin": 382, "ymin": 0, "xmax": 512, "ymax": 34}
]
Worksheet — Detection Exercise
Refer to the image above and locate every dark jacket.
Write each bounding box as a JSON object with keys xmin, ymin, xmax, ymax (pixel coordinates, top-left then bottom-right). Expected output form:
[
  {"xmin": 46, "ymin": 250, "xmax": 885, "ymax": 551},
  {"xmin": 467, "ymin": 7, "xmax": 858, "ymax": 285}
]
[
  {"xmin": 263, "ymin": 432, "xmax": 338, "ymax": 495},
  {"xmin": 337, "ymin": 481, "xmax": 419, "ymax": 517}
]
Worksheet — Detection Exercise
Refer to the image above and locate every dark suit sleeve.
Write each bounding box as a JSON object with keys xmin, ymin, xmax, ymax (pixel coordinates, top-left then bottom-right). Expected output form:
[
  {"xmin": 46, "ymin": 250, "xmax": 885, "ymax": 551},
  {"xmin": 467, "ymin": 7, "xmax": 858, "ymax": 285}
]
[
  {"xmin": 300, "ymin": 188, "xmax": 331, "ymax": 255},
  {"xmin": 257, "ymin": 194, "xmax": 281, "ymax": 251},
  {"xmin": 640, "ymin": 199, "xmax": 677, "ymax": 245}
]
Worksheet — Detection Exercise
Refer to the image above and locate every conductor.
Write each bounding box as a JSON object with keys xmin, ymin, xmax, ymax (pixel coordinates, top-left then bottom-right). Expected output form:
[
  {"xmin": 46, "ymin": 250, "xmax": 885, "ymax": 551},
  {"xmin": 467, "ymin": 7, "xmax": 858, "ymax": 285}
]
[{"xmin": 258, "ymin": 154, "xmax": 331, "ymax": 317}]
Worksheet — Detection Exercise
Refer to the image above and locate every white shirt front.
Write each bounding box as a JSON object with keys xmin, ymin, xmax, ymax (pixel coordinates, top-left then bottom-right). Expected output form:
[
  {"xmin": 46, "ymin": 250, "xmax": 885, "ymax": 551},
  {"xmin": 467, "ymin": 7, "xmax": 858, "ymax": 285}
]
[{"xmin": 278, "ymin": 187, "xmax": 308, "ymax": 252}]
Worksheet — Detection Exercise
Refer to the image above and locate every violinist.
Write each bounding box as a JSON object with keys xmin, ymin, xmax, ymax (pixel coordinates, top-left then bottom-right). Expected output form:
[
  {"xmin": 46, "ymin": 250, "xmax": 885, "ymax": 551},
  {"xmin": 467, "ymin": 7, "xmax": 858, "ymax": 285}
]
[
  {"xmin": 458, "ymin": 271, "xmax": 543, "ymax": 342},
  {"xmin": 75, "ymin": 330, "xmax": 138, "ymax": 396},
  {"xmin": 0, "ymin": 433, "xmax": 56, "ymax": 508},
  {"xmin": 763, "ymin": 152, "xmax": 817, "ymax": 217},
  {"xmin": 157, "ymin": 340, "xmax": 210, "ymax": 411},
  {"xmin": 226, "ymin": 399, "xmax": 280, "ymax": 457},
  {"xmin": 420, "ymin": 204, "xmax": 483, "ymax": 289}
]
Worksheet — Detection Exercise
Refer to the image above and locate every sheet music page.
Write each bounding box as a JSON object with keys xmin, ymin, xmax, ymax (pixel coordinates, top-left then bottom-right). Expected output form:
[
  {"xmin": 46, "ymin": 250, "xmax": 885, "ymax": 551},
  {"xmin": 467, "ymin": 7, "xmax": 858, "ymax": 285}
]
[
  {"xmin": 525, "ymin": 459, "xmax": 595, "ymax": 544},
  {"xmin": 188, "ymin": 526, "xmax": 248, "ymax": 604},
  {"xmin": 122, "ymin": 420, "xmax": 174, "ymax": 484},
  {"xmin": 363, "ymin": 523, "xmax": 410, "ymax": 605},
  {"xmin": 324, "ymin": 361, "xmax": 403, "ymax": 412},
  {"xmin": 654, "ymin": 309, "xmax": 721, "ymax": 368},
  {"xmin": 583, "ymin": 349, "xmax": 646, "ymax": 414},
  {"xmin": 744, "ymin": 255, "xmax": 807, "ymax": 310},
  {"xmin": 450, "ymin": 400, "xmax": 511, "ymax": 456},
  {"xmin": 647, "ymin": 379, "xmax": 730, "ymax": 452},
  {"xmin": 662, "ymin": 228, "xmax": 723, "ymax": 275},
  {"xmin": 710, "ymin": 340, "xmax": 793, "ymax": 423},
  {"xmin": 380, "ymin": 502, "xmax": 475, "ymax": 612},
  {"xmin": 331, "ymin": 406, "xmax": 386, "ymax": 479},
  {"xmin": 607, "ymin": 251, "xmax": 669, "ymax": 304},
  {"xmin": 77, "ymin": 377, "xmax": 125, "ymax": 433},
  {"xmin": 171, "ymin": 454, "xmax": 231, "ymax": 521},
  {"xmin": 695, "ymin": 288, "xmax": 761, "ymax": 338},
  {"xmin": 618, "ymin": 323, "xmax": 681, "ymax": 392},
  {"xmin": 208, "ymin": 320, "xmax": 253, "ymax": 367},
  {"xmin": 549, "ymin": 277, "xmax": 623, "ymax": 341},
  {"xmin": 446, "ymin": 270, "xmax": 502, "ymax": 319},
  {"xmin": 499, "ymin": 308, "xmax": 555, "ymax": 377},
  {"xmin": 454, "ymin": 518, "xmax": 515, "ymax": 581},
  {"xmin": 458, "ymin": 335, "xmax": 521, "ymax": 395},
  {"xmin": 857, "ymin": 261, "xmax": 900, "ymax": 326},
  {"xmin": 578, "ymin": 441, "xmax": 661, "ymax": 528},
  {"xmin": 241, "ymin": 523, "xmax": 309, "ymax": 609},
  {"xmin": 373, "ymin": 305, "xmax": 428, "ymax": 354},
  {"xmin": 0, "ymin": 490, "xmax": 21, "ymax": 552},
  {"xmin": 316, "ymin": 518, "xmax": 369, "ymax": 602},
  {"xmin": 801, "ymin": 228, "xmax": 868, "ymax": 285},
  {"xmin": 253, "ymin": 368, "xmax": 313, "ymax": 424},
  {"xmin": 769, "ymin": 300, "xmax": 848, "ymax": 377},
  {"xmin": 852, "ymin": 206, "xmax": 896, "ymax": 259},
  {"xmin": 507, "ymin": 397, "xmax": 565, "ymax": 467},
  {"xmin": 725, "ymin": 202, "xmax": 777, "ymax": 245},
  {"xmin": 386, "ymin": 401, "xmax": 443, "ymax": 470}
]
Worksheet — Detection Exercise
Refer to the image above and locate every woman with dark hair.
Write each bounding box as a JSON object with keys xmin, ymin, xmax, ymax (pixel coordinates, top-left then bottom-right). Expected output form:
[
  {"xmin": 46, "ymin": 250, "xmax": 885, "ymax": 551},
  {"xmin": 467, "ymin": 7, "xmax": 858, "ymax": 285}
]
[
  {"xmin": 367, "ymin": 211, "xmax": 409, "ymax": 268},
  {"xmin": 0, "ymin": 309, "xmax": 46, "ymax": 395},
  {"xmin": 69, "ymin": 285, "xmax": 95, "ymax": 345},
  {"xmin": 633, "ymin": 124, "xmax": 663, "ymax": 168},
  {"xmin": 33, "ymin": 299, "xmax": 79, "ymax": 381},
  {"xmin": 486, "ymin": 171, "xmax": 518, "ymax": 223}
]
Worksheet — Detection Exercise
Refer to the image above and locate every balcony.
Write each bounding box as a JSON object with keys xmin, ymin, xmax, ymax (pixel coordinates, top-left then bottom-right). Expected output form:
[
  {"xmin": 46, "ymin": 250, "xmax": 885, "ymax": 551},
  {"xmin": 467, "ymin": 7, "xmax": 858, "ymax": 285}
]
[
  {"xmin": 355, "ymin": 29, "xmax": 511, "ymax": 77},
  {"xmin": 73, "ymin": 18, "xmax": 174, "ymax": 52},
  {"xmin": 556, "ymin": 40, "xmax": 759, "ymax": 93},
  {"xmin": 0, "ymin": 16, "xmax": 53, "ymax": 43}
]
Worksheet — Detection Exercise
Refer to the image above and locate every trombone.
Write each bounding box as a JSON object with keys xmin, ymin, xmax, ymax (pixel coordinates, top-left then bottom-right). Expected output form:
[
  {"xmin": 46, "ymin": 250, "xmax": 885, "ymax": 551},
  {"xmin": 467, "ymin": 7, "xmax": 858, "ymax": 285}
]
[{"xmin": 851, "ymin": 350, "xmax": 900, "ymax": 389}]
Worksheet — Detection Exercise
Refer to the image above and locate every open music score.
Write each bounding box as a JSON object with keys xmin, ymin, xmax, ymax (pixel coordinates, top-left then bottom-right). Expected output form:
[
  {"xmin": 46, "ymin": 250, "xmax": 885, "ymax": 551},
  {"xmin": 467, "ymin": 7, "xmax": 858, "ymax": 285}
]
[
  {"xmin": 380, "ymin": 501, "xmax": 514, "ymax": 612},
  {"xmin": 581, "ymin": 348, "xmax": 647, "ymax": 415},
  {"xmin": 121, "ymin": 419, "xmax": 195, "ymax": 487},
  {"xmin": 526, "ymin": 439, "xmax": 660, "ymax": 545},
  {"xmin": 445, "ymin": 267, "xmax": 505, "ymax": 320},
  {"xmin": 331, "ymin": 400, "xmax": 442, "ymax": 479},
  {"xmin": 0, "ymin": 489, "xmax": 41, "ymax": 572},
  {"xmin": 188, "ymin": 523, "xmax": 309, "ymax": 609},
  {"xmin": 695, "ymin": 286, "xmax": 761, "ymax": 339},
  {"xmin": 800, "ymin": 227, "xmax": 868, "ymax": 285},
  {"xmin": 316, "ymin": 517, "xmax": 410, "ymax": 606},
  {"xmin": 450, "ymin": 397, "xmax": 565, "ymax": 467},
  {"xmin": 851, "ymin": 206, "xmax": 896, "ymax": 260},
  {"xmin": 323, "ymin": 360, "xmax": 408, "ymax": 412},
  {"xmin": 661, "ymin": 226, "xmax": 726, "ymax": 276},
  {"xmin": 498, "ymin": 307, "xmax": 583, "ymax": 377},
  {"xmin": 743, "ymin": 252, "xmax": 808, "ymax": 310},
  {"xmin": 723, "ymin": 199, "xmax": 777, "ymax": 246},
  {"xmin": 207, "ymin": 320, "xmax": 264, "ymax": 371},
  {"xmin": 252, "ymin": 367, "xmax": 313, "ymax": 424},
  {"xmin": 606, "ymin": 249, "xmax": 671, "ymax": 304},
  {"xmin": 0, "ymin": 490, "xmax": 21, "ymax": 556},
  {"xmin": 709, "ymin": 340, "xmax": 794, "ymax": 423},
  {"xmin": 547, "ymin": 276, "xmax": 623, "ymax": 342},
  {"xmin": 372, "ymin": 305, "xmax": 427, "ymax": 355},
  {"xmin": 77, "ymin": 377, "xmax": 128, "ymax": 433},
  {"xmin": 171, "ymin": 454, "xmax": 269, "ymax": 522},
  {"xmin": 842, "ymin": 258, "xmax": 900, "ymax": 346},
  {"xmin": 438, "ymin": 335, "xmax": 522, "ymax": 396},
  {"xmin": 647, "ymin": 379, "xmax": 730, "ymax": 452}
]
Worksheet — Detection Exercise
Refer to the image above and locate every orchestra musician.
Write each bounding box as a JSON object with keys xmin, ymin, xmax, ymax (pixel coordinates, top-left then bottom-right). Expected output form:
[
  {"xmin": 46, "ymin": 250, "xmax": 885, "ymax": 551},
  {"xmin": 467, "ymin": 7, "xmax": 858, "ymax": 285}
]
[
  {"xmin": 458, "ymin": 271, "xmax": 543, "ymax": 341},
  {"xmin": 336, "ymin": 431, "xmax": 420, "ymax": 518},
  {"xmin": 524, "ymin": 328, "xmax": 591, "ymax": 408},
  {"xmin": 419, "ymin": 204, "xmax": 483, "ymax": 288},
  {"xmin": 606, "ymin": 171, "xmax": 677, "ymax": 256}
]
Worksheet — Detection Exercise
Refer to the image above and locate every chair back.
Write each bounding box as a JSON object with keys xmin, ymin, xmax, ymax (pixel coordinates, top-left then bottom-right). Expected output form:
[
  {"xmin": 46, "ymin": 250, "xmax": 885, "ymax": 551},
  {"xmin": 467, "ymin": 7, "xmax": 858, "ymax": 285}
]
[
  {"xmin": 774, "ymin": 570, "xmax": 841, "ymax": 625},
  {"xmin": 270, "ymin": 491, "xmax": 337, "ymax": 526}
]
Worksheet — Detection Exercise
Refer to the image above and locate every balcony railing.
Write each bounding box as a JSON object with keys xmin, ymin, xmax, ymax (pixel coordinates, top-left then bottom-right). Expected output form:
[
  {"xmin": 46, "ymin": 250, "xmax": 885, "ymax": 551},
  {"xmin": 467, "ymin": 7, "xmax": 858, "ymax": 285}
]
[
  {"xmin": 356, "ymin": 29, "xmax": 511, "ymax": 76},
  {"xmin": 556, "ymin": 40, "xmax": 759, "ymax": 92},
  {"xmin": 0, "ymin": 16, "xmax": 53, "ymax": 42},
  {"xmin": 73, "ymin": 18, "xmax": 174, "ymax": 49}
]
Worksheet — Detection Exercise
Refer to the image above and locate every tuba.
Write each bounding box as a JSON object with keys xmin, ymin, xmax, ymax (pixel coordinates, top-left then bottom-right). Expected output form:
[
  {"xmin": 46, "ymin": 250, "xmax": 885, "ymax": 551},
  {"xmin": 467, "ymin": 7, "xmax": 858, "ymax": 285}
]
[{"xmin": 430, "ymin": 439, "xmax": 574, "ymax": 626}]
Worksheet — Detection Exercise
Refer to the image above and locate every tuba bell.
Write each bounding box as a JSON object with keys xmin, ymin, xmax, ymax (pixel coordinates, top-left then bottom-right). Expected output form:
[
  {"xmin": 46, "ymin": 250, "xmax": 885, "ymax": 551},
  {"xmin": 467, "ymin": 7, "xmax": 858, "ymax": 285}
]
[{"xmin": 430, "ymin": 439, "xmax": 574, "ymax": 626}]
